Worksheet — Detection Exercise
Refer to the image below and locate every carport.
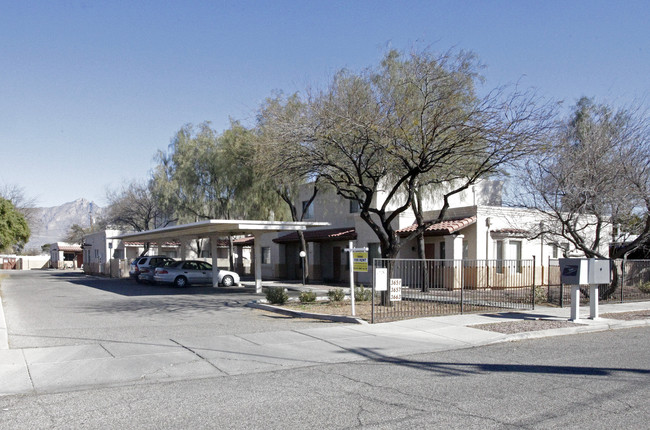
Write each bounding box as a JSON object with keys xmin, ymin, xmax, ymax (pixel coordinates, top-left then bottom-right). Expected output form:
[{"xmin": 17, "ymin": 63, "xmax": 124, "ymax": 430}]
[{"xmin": 112, "ymin": 219, "xmax": 329, "ymax": 293}]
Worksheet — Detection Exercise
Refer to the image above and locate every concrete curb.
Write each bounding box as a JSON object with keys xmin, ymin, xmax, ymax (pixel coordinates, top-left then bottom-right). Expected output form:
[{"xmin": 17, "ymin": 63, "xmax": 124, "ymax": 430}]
[
  {"xmin": 247, "ymin": 302, "xmax": 369, "ymax": 324},
  {"xmin": 0, "ymin": 287, "xmax": 8, "ymax": 350}
]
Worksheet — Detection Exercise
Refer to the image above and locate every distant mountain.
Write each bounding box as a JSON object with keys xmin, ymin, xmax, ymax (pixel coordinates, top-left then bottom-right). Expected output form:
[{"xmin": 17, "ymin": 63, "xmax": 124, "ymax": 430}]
[{"xmin": 23, "ymin": 199, "xmax": 104, "ymax": 253}]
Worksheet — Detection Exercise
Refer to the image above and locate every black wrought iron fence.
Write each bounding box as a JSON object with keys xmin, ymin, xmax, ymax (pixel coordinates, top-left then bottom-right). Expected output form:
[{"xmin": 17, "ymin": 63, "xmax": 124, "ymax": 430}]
[
  {"xmin": 371, "ymin": 258, "xmax": 536, "ymax": 323},
  {"xmin": 545, "ymin": 259, "xmax": 650, "ymax": 306}
]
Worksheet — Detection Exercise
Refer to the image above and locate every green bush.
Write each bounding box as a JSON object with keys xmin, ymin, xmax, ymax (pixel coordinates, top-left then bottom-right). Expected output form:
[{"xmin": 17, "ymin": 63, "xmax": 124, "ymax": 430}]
[
  {"xmin": 327, "ymin": 288, "xmax": 346, "ymax": 302},
  {"xmin": 299, "ymin": 290, "xmax": 317, "ymax": 303},
  {"xmin": 354, "ymin": 285, "xmax": 372, "ymax": 302},
  {"xmin": 534, "ymin": 285, "xmax": 548, "ymax": 304},
  {"xmin": 265, "ymin": 287, "xmax": 289, "ymax": 305},
  {"xmin": 638, "ymin": 281, "xmax": 650, "ymax": 294}
]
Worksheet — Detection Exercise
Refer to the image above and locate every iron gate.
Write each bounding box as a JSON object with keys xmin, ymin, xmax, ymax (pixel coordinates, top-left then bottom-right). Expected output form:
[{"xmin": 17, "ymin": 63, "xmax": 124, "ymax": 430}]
[{"xmin": 371, "ymin": 258, "xmax": 536, "ymax": 323}]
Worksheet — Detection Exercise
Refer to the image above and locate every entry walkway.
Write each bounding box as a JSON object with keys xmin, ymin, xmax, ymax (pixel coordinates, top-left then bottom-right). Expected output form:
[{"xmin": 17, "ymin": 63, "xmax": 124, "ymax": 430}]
[{"xmin": 2, "ymin": 297, "xmax": 650, "ymax": 396}]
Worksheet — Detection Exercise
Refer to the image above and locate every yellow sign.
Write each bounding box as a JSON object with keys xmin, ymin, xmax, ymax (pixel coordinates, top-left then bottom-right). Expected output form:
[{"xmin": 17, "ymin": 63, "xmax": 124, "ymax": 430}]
[{"xmin": 353, "ymin": 252, "xmax": 368, "ymax": 272}]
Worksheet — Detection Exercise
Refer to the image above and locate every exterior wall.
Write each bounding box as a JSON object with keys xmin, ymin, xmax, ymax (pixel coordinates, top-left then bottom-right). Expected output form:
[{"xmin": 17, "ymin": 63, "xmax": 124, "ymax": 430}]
[
  {"xmin": 299, "ymin": 186, "xmax": 357, "ymax": 229},
  {"xmin": 16, "ymin": 256, "xmax": 50, "ymax": 270},
  {"xmin": 266, "ymin": 180, "xmax": 609, "ymax": 287},
  {"xmin": 83, "ymin": 230, "xmax": 123, "ymax": 276}
]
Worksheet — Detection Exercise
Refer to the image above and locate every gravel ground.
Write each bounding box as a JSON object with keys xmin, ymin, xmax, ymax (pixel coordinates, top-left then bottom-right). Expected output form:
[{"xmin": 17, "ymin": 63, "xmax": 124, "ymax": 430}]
[
  {"xmin": 472, "ymin": 319, "xmax": 586, "ymax": 334},
  {"xmin": 600, "ymin": 310, "xmax": 650, "ymax": 320},
  {"xmin": 275, "ymin": 301, "xmax": 650, "ymax": 334},
  {"xmin": 474, "ymin": 310, "xmax": 650, "ymax": 334}
]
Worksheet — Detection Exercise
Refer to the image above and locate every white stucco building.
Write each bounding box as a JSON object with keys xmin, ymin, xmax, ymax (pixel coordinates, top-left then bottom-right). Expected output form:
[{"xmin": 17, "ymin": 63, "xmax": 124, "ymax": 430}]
[{"xmin": 258, "ymin": 180, "xmax": 612, "ymax": 287}]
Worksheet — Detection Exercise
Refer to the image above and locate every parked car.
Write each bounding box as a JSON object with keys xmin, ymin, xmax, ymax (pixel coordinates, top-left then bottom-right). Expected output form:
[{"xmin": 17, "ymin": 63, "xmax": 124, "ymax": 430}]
[
  {"xmin": 130, "ymin": 256, "xmax": 176, "ymax": 283},
  {"xmin": 153, "ymin": 260, "xmax": 240, "ymax": 287}
]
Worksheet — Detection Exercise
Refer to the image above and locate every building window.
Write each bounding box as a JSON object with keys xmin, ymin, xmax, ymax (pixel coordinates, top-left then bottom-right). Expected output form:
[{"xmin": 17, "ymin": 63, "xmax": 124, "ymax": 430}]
[
  {"xmin": 349, "ymin": 200, "xmax": 360, "ymax": 213},
  {"xmin": 439, "ymin": 242, "xmax": 446, "ymax": 260},
  {"xmin": 262, "ymin": 247, "xmax": 271, "ymax": 264},
  {"xmin": 302, "ymin": 201, "xmax": 314, "ymax": 219},
  {"xmin": 552, "ymin": 242, "xmax": 569, "ymax": 259}
]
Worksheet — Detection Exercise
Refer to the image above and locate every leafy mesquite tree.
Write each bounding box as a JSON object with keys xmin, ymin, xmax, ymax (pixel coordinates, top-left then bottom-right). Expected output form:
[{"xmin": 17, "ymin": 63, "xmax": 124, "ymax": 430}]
[
  {"xmin": 0, "ymin": 198, "xmax": 30, "ymax": 253},
  {"xmin": 260, "ymin": 48, "xmax": 555, "ymax": 259},
  {"xmin": 256, "ymin": 92, "xmax": 320, "ymax": 281},
  {"xmin": 152, "ymin": 121, "xmax": 286, "ymax": 268}
]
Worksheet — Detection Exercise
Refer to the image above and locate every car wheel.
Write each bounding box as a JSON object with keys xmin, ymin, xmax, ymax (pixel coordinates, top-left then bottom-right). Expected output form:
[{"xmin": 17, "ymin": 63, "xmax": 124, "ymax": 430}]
[
  {"xmin": 174, "ymin": 276, "xmax": 188, "ymax": 288},
  {"xmin": 221, "ymin": 275, "xmax": 234, "ymax": 287}
]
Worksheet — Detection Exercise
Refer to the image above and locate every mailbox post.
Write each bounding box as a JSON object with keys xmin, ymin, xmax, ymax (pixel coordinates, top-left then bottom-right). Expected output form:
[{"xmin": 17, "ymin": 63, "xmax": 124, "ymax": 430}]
[{"xmin": 559, "ymin": 258, "xmax": 611, "ymax": 321}]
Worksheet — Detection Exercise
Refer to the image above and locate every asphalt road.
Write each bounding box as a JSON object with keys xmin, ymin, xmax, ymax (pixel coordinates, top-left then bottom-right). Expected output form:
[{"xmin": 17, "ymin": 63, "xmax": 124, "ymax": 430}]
[
  {"xmin": 1, "ymin": 326, "xmax": 648, "ymax": 429},
  {"xmin": 2, "ymin": 271, "xmax": 650, "ymax": 428},
  {"xmin": 0, "ymin": 270, "xmax": 339, "ymax": 349}
]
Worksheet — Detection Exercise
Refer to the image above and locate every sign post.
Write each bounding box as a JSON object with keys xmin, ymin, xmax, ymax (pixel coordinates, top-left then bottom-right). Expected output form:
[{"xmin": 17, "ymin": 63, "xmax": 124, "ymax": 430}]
[{"xmin": 344, "ymin": 241, "xmax": 368, "ymax": 316}]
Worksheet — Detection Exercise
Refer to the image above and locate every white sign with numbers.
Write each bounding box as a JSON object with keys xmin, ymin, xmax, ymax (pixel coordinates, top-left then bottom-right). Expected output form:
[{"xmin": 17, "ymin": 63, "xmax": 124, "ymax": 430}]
[{"xmin": 389, "ymin": 278, "xmax": 402, "ymax": 302}]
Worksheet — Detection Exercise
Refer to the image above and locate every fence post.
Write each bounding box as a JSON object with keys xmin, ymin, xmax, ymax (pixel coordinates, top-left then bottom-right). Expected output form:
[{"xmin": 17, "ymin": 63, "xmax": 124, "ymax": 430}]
[
  {"xmin": 460, "ymin": 260, "xmax": 464, "ymax": 314},
  {"xmin": 371, "ymin": 260, "xmax": 375, "ymax": 324},
  {"xmin": 532, "ymin": 255, "xmax": 536, "ymax": 310},
  {"xmin": 620, "ymin": 258, "xmax": 625, "ymax": 304},
  {"xmin": 547, "ymin": 256, "xmax": 551, "ymax": 300}
]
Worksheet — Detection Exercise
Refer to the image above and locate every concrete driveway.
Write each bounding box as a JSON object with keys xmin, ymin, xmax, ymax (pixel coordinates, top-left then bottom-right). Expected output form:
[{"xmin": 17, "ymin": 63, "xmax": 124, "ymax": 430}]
[{"xmin": 0, "ymin": 270, "xmax": 337, "ymax": 349}]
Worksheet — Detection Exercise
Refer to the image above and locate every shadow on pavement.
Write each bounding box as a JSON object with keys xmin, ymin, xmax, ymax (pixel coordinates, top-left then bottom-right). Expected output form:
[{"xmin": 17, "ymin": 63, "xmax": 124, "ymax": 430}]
[
  {"xmin": 346, "ymin": 347, "xmax": 650, "ymax": 377},
  {"xmin": 49, "ymin": 271, "xmax": 258, "ymax": 297}
]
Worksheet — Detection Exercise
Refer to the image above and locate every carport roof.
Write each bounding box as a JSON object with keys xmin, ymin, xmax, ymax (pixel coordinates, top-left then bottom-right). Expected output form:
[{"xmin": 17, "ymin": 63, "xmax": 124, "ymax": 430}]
[{"xmin": 111, "ymin": 219, "xmax": 330, "ymax": 242}]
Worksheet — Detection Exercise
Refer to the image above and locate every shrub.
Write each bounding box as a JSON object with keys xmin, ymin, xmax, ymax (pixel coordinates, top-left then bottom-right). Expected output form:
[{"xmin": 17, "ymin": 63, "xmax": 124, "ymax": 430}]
[
  {"xmin": 327, "ymin": 288, "xmax": 346, "ymax": 302},
  {"xmin": 534, "ymin": 285, "xmax": 548, "ymax": 304},
  {"xmin": 638, "ymin": 281, "xmax": 650, "ymax": 294},
  {"xmin": 299, "ymin": 290, "xmax": 317, "ymax": 303},
  {"xmin": 354, "ymin": 285, "xmax": 372, "ymax": 302},
  {"xmin": 265, "ymin": 287, "xmax": 289, "ymax": 305}
]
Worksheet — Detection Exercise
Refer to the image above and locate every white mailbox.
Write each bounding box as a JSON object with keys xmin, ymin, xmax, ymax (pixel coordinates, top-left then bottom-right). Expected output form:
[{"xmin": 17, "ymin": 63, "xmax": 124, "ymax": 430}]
[
  {"xmin": 559, "ymin": 258, "xmax": 610, "ymax": 285},
  {"xmin": 558, "ymin": 258, "xmax": 611, "ymax": 322}
]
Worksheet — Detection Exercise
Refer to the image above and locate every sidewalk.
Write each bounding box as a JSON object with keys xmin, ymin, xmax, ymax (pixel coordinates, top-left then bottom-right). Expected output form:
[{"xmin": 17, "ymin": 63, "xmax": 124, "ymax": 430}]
[{"xmin": 2, "ymin": 300, "xmax": 650, "ymax": 397}]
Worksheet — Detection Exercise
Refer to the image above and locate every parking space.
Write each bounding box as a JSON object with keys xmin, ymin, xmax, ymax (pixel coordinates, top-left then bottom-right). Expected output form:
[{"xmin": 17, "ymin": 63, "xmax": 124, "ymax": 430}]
[{"xmin": 0, "ymin": 270, "xmax": 337, "ymax": 349}]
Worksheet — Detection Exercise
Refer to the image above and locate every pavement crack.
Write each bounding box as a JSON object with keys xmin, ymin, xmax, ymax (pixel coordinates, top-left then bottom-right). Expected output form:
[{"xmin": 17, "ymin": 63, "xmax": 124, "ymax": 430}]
[
  {"xmin": 20, "ymin": 349, "xmax": 36, "ymax": 393},
  {"xmin": 99, "ymin": 343, "xmax": 116, "ymax": 358},
  {"xmin": 168, "ymin": 338, "xmax": 225, "ymax": 372}
]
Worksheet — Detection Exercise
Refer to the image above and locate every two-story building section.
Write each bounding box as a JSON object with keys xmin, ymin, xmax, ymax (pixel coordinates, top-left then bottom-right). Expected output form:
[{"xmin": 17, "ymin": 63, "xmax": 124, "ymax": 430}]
[{"xmin": 258, "ymin": 180, "xmax": 612, "ymax": 286}]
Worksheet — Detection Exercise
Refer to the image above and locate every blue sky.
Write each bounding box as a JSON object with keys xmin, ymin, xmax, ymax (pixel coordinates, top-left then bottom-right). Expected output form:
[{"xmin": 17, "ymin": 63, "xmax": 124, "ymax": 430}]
[{"xmin": 1, "ymin": 1, "xmax": 648, "ymax": 207}]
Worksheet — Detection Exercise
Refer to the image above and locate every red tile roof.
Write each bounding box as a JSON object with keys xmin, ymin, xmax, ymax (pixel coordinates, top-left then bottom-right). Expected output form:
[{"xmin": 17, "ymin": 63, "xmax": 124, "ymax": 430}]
[
  {"xmin": 234, "ymin": 236, "xmax": 255, "ymax": 246},
  {"xmin": 57, "ymin": 245, "xmax": 83, "ymax": 252},
  {"xmin": 397, "ymin": 216, "xmax": 477, "ymax": 237},
  {"xmin": 274, "ymin": 227, "xmax": 357, "ymax": 244}
]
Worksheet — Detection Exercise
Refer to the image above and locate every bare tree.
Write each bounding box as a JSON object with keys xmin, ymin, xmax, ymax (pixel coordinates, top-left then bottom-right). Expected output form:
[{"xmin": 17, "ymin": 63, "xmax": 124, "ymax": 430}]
[
  {"xmin": 518, "ymin": 97, "xmax": 649, "ymax": 258},
  {"xmin": 516, "ymin": 97, "xmax": 650, "ymax": 297},
  {"xmin": 105, "ymin": 180, "xmax": 171, "ymax": 232},
  {"xmin": 0, "ymin": 184, "xmax": 38, "ymax": 225}
]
